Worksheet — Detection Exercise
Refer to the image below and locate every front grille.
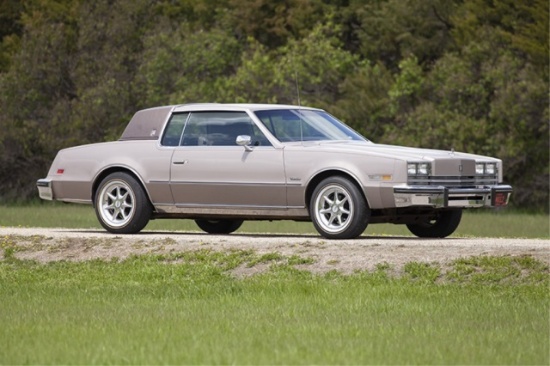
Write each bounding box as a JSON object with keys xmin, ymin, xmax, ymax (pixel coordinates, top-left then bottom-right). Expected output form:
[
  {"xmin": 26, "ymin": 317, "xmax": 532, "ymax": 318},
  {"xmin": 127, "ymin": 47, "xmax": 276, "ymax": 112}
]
[{"xmin": 408, "ymin": 175, "xmax": 498, "ymax": 187}]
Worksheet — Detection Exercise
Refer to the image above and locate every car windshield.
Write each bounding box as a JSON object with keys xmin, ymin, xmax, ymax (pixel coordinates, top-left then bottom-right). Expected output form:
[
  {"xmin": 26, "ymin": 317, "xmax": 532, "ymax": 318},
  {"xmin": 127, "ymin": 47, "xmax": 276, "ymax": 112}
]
[{"xmin": 254, "ymin": 109, "xmax": 367, "ymax": 143}]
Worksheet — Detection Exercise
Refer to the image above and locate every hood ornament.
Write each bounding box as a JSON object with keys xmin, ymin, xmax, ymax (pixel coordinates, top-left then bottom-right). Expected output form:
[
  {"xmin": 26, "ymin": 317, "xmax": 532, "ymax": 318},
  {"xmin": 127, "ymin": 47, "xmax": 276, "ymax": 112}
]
[{"xmin": 450, "ymin": 148, "xmax": 455, "ymax": 156}]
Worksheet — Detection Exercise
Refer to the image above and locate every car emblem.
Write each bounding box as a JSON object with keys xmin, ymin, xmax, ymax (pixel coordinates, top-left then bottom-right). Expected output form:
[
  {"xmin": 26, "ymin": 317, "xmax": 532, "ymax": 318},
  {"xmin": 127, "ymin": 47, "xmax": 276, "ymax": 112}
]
[{"xmin": 459, "ymin": 165, "xmax": 463, "ymax": 172}]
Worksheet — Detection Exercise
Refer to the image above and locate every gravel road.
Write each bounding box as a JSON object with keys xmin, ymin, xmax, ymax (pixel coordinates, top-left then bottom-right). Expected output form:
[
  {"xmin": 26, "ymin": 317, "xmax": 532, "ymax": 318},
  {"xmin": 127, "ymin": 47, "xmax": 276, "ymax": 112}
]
[{"xmin": 2, "ymin": 227, "xmax": 548, "ymax": 274}]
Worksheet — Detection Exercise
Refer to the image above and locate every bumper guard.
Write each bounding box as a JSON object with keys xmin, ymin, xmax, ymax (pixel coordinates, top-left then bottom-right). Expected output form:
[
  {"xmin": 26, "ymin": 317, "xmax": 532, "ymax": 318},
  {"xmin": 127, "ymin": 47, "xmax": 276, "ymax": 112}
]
[
  {"xmin": 394, "ymin": 184, "xmax": 512, "ymax": 208},
  {"xmin": 37, "ymin": 179, "xmax": 53, "ymax": 200}
]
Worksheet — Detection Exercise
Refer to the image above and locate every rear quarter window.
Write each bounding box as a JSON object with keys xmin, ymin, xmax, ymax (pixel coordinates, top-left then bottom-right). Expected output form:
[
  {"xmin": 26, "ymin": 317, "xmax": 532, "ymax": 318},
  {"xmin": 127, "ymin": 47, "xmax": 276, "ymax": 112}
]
[{"xmin": 161, "ymin": 113, "xmax": 189, "ymax": 146}]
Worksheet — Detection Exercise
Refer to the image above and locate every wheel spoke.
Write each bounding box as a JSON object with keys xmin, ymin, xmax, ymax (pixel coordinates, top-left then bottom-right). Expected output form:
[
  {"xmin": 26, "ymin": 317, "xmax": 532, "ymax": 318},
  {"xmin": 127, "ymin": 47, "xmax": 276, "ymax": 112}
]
[
  {"xmin": 113, "ymin": 208, "xmax": 120, "ymax": 220},
  {"xmin": 120, "ymin": 191, "xmax": 129, "ymax": 202},
  {"xmin": 319, "ymin": 207, "xmax": 332, "ymax": 215},
  {"xmin": 322, "ymin": 195, "xmax": 334, "ymax": 207},
  {"xmin": 119, "ymin": 209, "xmax": 128, "ymax": 220},
  {"xmin": 337, "ymin": 196, "xmax": 348, "ymax": 206},
  {"xmin": 327, "ymin": 213, "xmax": 337, "ymax": 226}
]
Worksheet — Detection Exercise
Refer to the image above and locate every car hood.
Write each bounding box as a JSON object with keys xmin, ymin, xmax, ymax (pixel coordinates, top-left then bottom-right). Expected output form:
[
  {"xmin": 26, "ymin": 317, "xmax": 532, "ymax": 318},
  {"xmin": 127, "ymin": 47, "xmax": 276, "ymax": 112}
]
[{"xmin": 298, "ymin": 141, "xmax": 500, "ymax": 162}]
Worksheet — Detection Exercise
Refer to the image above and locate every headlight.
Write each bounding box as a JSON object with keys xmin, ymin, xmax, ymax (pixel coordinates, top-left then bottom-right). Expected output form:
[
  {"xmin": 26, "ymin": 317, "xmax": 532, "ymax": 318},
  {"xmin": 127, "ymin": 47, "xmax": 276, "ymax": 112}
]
[
  {"xmin": 476, "ymin": 162, "xmax": 497, "ymax": 175},
  {"xmin": 476, "ymin": 163, "xmax": 485, "ymax": 175},
  {"xmin": 407, "ymin": 162, "xmax": 431, "ymax": 176},
  {"xmin": 417, "ymin": 163, "xmax": 430, "ymax": 175}
]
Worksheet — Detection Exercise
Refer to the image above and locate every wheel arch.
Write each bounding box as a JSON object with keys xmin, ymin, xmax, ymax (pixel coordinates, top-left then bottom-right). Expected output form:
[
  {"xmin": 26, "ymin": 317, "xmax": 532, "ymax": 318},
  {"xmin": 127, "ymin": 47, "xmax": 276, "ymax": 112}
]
[
  {"xmin": 305, "ymin": 169, "xmax": 370, "ymax": 210},
  {"xmin": 92, "ymin": 166, "xmax": 152, "ymax": 208}
]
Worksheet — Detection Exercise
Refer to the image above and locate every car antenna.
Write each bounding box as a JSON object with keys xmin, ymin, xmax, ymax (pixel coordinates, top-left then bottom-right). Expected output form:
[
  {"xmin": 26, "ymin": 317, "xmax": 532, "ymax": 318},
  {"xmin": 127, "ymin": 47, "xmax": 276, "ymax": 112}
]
[{"xmin": 294, "ymin": 68, "xmax": 301, "ymax": 107}]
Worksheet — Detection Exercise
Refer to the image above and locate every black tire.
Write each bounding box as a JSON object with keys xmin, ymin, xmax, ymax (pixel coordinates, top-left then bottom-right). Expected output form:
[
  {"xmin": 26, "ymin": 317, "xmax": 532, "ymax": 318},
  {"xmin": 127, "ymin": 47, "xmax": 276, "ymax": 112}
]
[
  {"xmin": 195, "ymin": 219, "xmax": 244, "ymax": 234},
  {"xmin": 94, "ymin": 172, "xmax": 152, "ymax": 234},
  {"xmin": 406, "ymin": 209, "xmax": 462, "ymax": 238},
  {"xmin": 309, "ymin": 176, "xmax": 370, "ymax": 239}
]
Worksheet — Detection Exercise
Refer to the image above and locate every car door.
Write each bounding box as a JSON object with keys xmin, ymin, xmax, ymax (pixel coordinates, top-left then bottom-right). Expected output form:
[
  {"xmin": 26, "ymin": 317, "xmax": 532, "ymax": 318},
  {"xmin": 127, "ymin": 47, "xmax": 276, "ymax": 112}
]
[{"xmin": 168, "ymin": 111, "xmax": 287, "ymax": 208}]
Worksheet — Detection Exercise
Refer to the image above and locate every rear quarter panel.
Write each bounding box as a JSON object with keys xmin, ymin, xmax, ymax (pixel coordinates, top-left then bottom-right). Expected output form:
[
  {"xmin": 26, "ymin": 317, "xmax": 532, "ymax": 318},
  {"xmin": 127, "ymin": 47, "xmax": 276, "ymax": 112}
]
[{"xmin": 48, "ymin": 141, "xmax": 173, "ymax": 204}]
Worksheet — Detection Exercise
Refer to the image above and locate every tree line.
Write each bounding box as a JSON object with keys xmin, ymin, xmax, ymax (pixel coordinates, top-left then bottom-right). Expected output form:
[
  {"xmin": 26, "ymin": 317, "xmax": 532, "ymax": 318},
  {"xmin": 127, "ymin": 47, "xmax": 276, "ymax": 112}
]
[{"xmin": 0, "ymin": 0, "xmax": 548, "ymax": 211}]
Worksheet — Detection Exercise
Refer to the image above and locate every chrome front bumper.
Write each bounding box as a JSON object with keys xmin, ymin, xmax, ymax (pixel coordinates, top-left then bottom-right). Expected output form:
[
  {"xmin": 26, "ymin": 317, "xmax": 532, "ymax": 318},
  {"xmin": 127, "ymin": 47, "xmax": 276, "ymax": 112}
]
[
  {"xmin": 394, "ymin": 185, "xmax": 512, "ymax": 208},
  {"xmin": 37, "ymin": 179, "xmax": 53, "ymax": 200}
]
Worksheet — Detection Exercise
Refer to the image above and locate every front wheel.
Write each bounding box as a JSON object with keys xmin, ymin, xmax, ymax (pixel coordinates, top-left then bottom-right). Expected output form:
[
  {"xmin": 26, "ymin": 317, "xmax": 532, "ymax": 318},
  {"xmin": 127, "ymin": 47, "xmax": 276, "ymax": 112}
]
[
  {"xmin": 406, "ymin": 209, "xmax": 462, "ymax": 238},
  {"xmin": 310, "ymin": 176, "xmax": 370, "ymax": 239},
  {"xmin": 195, "ymin": 219, "xmax": 244, "ymax": 234},
  {"xmin": 94, "ymin": 172, "xmax": 152, "ymax": 234}
]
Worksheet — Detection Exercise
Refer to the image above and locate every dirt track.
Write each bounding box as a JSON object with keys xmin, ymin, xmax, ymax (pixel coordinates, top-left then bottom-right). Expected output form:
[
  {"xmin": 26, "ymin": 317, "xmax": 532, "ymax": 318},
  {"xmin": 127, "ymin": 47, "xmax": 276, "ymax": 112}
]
[{"xmin": 2, "ymin": 227, "xmax": 548, "ymax": 275}]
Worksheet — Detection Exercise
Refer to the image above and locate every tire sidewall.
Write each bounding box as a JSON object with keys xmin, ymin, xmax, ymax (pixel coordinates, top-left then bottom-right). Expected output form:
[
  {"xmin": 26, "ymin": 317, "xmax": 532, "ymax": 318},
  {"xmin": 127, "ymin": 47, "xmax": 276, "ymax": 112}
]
[
  {"xmin": 195, "ymin": 219, "xmax": 244, "ymax": 234},
  {"xmin": 406, "ymin": 209, "xmax": 463, "ymax": 238}
]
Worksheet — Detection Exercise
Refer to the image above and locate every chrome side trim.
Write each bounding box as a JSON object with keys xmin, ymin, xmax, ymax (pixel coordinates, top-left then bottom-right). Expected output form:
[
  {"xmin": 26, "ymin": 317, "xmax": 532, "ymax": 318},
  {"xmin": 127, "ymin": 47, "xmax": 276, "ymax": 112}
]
[
  {"xmin": 57, "ymin": 198, "xmax": 93, "ymax": 204},
  {"xmin": 154, "ymin": 205, "xmax": 309, "ymax": 219},
  {"xmin": 169, "ymin": 181, "xmax": 286, "ymax": 186}
]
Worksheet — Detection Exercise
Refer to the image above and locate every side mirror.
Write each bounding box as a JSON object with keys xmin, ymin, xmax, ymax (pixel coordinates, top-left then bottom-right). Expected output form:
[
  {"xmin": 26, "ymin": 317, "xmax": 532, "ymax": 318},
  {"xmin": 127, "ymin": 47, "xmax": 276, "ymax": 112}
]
[{"xmin": 236, "ymin": 135, "xmax": 253, "ymax": 152}]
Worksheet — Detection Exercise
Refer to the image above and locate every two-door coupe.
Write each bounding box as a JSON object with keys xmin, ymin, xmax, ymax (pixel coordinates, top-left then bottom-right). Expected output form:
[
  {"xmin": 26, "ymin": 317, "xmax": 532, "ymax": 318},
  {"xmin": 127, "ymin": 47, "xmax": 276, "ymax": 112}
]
[{"xmin": 37, "ymin": 103, "xmax": 512, "ymax": 239}]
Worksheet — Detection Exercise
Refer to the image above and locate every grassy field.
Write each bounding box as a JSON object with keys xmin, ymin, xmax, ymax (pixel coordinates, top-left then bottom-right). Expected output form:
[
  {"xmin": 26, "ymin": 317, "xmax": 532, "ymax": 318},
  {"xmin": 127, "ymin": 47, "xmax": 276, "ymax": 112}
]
[
  {"xmin": 0, "ymin": 202, "xmax": 549, "ymax": 238},
  {"xmin": 1, "ymin": 204, "xmax": 548, "ymax": 364},
  {"xmin": 0, "ymin": 251, "xmax": 548, "ymax": 365}
]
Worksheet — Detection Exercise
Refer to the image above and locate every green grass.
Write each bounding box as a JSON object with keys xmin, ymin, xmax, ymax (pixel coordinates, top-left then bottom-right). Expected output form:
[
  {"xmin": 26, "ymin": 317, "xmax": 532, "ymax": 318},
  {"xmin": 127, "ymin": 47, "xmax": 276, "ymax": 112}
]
[
  {"xmin": 1, "ymin": 202, "xmax": 548, "ymax": 238},
  {"xmin": 0, "ymin": 252, "xmax": 548, "ymax": 365}
]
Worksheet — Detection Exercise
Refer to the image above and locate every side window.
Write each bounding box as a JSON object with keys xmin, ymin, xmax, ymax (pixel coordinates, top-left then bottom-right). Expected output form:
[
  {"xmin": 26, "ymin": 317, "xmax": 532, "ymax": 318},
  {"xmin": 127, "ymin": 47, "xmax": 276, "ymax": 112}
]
[
  {"xmin": 256, "ymin": 110, "xmax": 302, "ymax": 142},
  {"xmin": 161, "ymin": 113, "xmax": 189, "ymax": 146},
  {"xmin": 182, "ymin": 111, "xmax": 271, "ymax": 146}
]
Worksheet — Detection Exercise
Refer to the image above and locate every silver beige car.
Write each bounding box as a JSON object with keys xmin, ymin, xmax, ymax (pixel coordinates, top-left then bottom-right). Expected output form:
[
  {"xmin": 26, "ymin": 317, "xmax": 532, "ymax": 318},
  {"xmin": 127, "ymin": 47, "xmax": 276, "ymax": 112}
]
[{"xmin": 37, "ymin": 103, "xmax": 512, "ymax": 239}]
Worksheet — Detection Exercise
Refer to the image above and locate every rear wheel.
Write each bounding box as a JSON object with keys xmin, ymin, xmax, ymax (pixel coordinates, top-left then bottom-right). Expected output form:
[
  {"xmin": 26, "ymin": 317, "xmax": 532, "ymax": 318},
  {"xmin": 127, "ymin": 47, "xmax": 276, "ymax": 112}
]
[
  {"xmin": 406, "ymin": 209, "xmax": 462, "ymax": 238},
  {"xmin": 310, "ymin": 176, "xmax": 370, "ymax": 239},
  {"xmin": 195, "ymin": 219, "xmax": 244, "ymax": 234},
  {"xmin": 95, "ymin": 172, "xmax": 152, "ymax": 234}
]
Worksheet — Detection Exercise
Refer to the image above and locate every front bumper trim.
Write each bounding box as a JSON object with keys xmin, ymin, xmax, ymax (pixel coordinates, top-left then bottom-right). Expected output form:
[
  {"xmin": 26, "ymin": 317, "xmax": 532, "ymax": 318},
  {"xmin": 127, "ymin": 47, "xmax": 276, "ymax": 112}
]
[{"xmin": 393, "ymin": 185, "xmax": 512, "ymax": 208}]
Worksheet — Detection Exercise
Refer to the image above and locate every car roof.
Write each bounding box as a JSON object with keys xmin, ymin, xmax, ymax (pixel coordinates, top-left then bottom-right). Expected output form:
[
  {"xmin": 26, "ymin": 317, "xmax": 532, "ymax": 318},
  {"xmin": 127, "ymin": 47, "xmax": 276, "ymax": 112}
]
[
  {"xmin": 120, "ymin": 103, "xmax": 324, "ymax": 141},
  {"xmin": 170, "ymin": 103, "xmax": 322, "ymax": 113}
]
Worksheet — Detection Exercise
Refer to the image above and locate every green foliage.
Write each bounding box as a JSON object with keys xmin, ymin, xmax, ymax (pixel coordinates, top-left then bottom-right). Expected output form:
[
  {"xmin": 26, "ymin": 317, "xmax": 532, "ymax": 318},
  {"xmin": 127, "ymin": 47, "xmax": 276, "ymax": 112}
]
[
  {"xmin": 0, "ymin": 0, "xmax": 23, "ymax": 71},
  {"xmin": 451, "ymin": 0, "xmax": 549, "ymax": 77},
  {"xmin": 388, "ymin": 56, "xmax": 424, "ymax": 115},
  {"xmin": 216, "ymin": 21, "xmax": 358, "ymax": 106},
  {"xmin": 225, "ymin": 0, "xmax": 330, "ymax": 48},
  {"xmin": 333, "ymin": 62, "xmax": 394, "ymax": 140},
  {"xmin": 350, "ymin": 0, "xmax": 458, "ymax": 71},
  {"xmin": 138, "ymin": 24, "xmax": 243, "ymax": 105},
  {"xmin": 404, "ymin": 262, "xmax": 441, "ymax": 283},
  {"xmin": 0, "ymin": 0, "xmax": 547, "ymax": 211},
  {"xmin": 447, "ymin": 255, "xmax": 549, "ymax": 285}
]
